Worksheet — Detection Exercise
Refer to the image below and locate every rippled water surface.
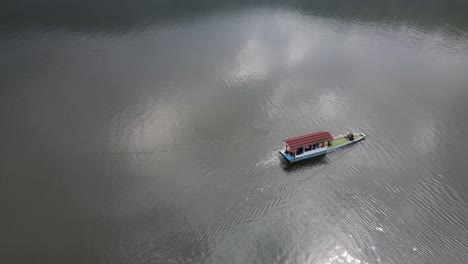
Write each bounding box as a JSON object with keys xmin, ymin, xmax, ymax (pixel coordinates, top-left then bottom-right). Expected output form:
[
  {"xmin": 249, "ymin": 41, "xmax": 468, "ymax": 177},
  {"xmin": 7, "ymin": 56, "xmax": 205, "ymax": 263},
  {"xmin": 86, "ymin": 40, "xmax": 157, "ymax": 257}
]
[{"xmin": 1, "ymin": 1, "xmax": 468, "ymax": 263}]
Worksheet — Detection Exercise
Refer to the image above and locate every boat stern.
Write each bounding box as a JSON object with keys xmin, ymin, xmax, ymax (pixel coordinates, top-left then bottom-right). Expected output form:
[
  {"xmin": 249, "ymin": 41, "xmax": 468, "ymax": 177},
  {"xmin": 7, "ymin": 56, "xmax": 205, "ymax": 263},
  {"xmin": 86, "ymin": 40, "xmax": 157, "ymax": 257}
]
[{"xmin": 279, "ymin": 150, "xmax": 295, "ymax": 163}]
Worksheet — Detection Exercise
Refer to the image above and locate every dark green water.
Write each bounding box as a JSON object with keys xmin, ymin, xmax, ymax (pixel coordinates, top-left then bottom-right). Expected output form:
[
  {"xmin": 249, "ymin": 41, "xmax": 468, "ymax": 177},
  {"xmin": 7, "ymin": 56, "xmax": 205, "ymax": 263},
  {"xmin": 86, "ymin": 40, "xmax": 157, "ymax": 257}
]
[{"xmin": 1, "ymin": 1, "xmax": 468, "ymax": 263}]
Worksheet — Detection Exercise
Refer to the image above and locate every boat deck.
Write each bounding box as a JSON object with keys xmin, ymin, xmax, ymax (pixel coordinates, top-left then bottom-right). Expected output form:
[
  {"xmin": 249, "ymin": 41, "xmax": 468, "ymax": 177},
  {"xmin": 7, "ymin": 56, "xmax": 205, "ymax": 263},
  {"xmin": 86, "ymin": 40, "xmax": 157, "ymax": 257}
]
[{"xmin": 329, "ymin": 134, "xmax": 363, "ymax": 148}]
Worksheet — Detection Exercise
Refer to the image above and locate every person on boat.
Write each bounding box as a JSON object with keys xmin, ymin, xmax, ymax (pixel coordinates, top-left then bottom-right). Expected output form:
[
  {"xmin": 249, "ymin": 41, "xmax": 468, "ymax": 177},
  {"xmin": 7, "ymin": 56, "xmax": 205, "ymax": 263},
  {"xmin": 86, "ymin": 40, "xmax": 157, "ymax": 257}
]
[
  {"xmin": 345, "ymin": 132, "xmax": 351, "ymax": 140},
  {"xmin": 285, "ymin": 146, "xmax": 292, "ymax": 154},
  {"xmin": 297, "ymin": 148, "xmax": 303, "ymax": 155}
]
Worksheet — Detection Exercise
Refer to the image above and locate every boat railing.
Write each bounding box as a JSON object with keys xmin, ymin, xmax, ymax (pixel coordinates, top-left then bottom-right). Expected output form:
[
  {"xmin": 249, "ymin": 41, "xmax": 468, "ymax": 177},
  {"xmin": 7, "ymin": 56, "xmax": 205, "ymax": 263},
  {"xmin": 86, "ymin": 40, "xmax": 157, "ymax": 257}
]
[{"xmin": 294, "ymin": 146, "xmax": 327, "ymax": 158}]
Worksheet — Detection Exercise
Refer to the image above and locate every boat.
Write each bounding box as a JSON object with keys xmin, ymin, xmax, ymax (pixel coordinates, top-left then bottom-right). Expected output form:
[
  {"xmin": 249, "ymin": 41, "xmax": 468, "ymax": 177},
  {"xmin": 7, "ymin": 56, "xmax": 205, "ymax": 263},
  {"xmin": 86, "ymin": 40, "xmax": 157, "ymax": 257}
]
[{"xmin": 279, "ymin": 131, "xmax": 366, "ymax": 163}]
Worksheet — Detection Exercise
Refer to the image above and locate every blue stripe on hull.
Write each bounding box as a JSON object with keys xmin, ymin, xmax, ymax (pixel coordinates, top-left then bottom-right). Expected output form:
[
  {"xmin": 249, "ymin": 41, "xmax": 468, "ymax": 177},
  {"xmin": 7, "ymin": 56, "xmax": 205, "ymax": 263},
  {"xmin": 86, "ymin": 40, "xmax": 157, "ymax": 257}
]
[{"xmin": 279, "ymin": 150, "xmax": 327, "ymax": 163}]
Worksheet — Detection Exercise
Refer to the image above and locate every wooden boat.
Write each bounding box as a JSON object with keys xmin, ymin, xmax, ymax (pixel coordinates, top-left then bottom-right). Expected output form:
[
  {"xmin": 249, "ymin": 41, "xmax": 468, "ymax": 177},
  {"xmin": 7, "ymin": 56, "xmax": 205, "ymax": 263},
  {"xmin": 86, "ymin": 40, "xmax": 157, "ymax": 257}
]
[{"xmin": 279, "ymin": 131, "xmax": 366, "ymax": 163}]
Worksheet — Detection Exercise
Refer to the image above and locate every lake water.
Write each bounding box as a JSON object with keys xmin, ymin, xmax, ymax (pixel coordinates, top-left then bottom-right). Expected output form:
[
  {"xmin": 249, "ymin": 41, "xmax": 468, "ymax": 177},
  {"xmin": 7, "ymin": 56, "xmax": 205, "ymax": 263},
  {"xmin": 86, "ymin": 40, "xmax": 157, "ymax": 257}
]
[{"xmin": 1, "ymin": 1, "xmax": 468, "ymax": 263}]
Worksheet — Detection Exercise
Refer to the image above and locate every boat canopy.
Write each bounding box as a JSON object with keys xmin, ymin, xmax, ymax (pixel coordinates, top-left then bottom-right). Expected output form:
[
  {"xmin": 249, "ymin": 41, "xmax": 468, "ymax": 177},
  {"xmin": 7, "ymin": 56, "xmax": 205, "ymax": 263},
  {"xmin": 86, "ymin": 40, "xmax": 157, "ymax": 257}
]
[{"xmin": 282, "ymin": 131, "xmax": 333, "ymax": 149}]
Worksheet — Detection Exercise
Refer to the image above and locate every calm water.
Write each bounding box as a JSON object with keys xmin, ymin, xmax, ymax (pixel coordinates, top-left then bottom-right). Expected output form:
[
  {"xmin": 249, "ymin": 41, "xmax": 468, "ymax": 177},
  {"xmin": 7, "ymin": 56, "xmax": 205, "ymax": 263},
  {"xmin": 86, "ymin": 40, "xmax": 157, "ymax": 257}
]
[{"xmin": 1, "ymin": 1, "xmax": 468, "ymax": 263}]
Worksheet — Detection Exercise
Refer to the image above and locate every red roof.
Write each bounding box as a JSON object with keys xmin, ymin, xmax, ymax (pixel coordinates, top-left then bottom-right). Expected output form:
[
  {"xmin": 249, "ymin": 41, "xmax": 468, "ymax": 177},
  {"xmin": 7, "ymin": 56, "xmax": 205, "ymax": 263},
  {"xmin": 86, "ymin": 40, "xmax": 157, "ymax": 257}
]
[{"xmin": 282, "ymin": 131, "xmax": 333, "ymax": 149}]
